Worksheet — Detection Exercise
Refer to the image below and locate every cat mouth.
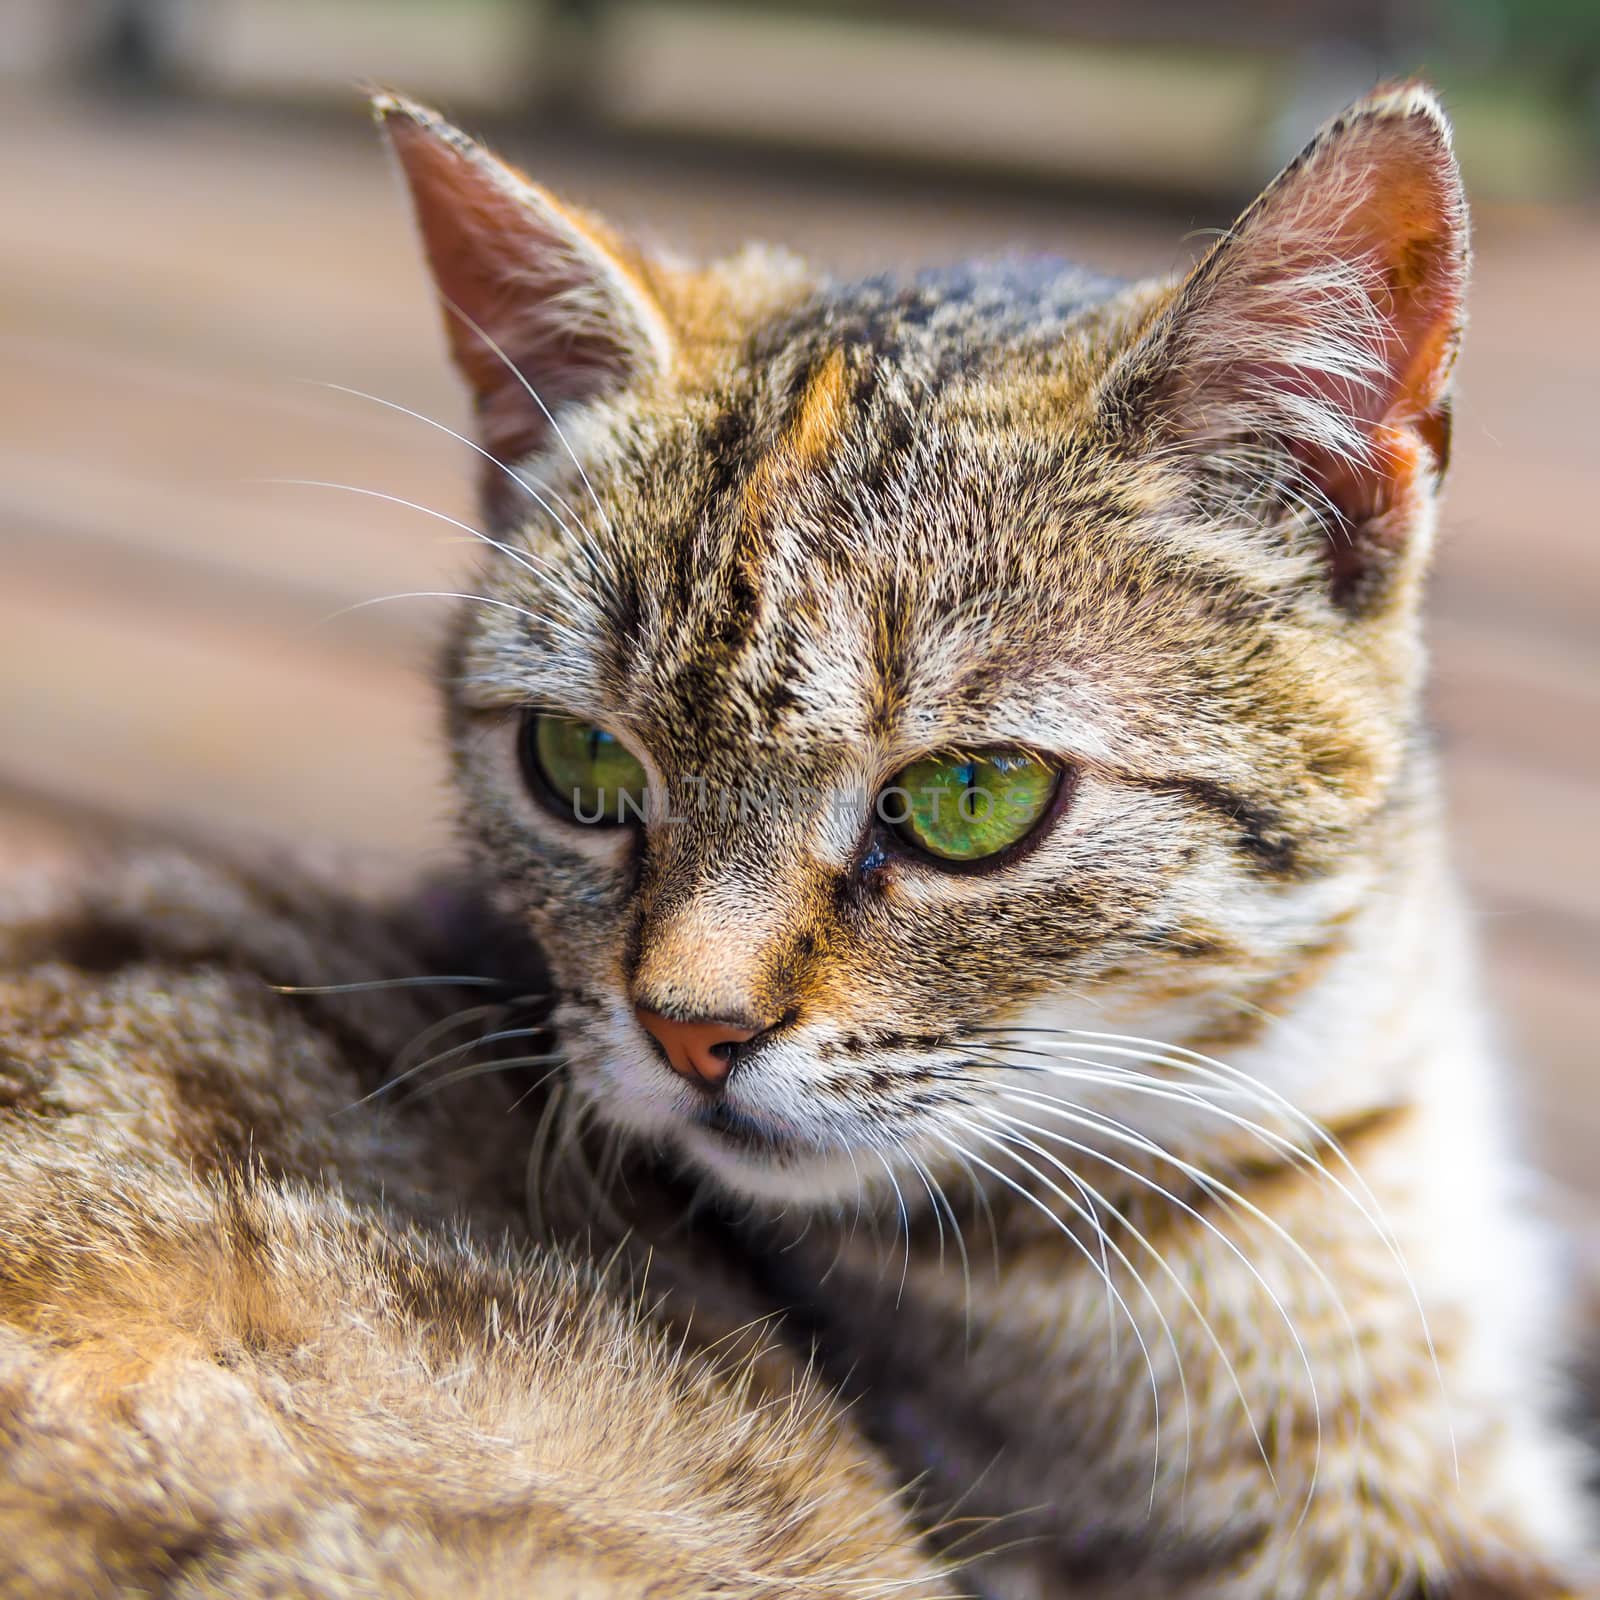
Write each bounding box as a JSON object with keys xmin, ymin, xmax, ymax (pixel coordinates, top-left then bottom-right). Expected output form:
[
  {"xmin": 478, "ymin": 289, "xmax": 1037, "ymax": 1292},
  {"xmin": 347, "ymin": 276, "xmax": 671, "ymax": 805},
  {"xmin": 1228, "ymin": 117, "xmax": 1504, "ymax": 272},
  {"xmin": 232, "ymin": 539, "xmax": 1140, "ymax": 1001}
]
[
  {"xmin": 667, "ymin": 1088, "xmax": 885, "ymax": 1203},
  {"xmin": 690, "ymin": 1100, "xmax": 790, "ymax": 1157}
]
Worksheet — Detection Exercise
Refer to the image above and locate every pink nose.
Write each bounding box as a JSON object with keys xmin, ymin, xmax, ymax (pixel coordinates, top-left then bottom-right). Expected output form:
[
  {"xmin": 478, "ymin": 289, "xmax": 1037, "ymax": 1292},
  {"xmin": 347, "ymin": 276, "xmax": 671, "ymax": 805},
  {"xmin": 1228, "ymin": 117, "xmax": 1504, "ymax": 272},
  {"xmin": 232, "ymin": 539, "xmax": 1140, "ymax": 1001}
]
[{"xmin": 634, "ymin": 1006, "xmax": 758, "ymax": 1089}]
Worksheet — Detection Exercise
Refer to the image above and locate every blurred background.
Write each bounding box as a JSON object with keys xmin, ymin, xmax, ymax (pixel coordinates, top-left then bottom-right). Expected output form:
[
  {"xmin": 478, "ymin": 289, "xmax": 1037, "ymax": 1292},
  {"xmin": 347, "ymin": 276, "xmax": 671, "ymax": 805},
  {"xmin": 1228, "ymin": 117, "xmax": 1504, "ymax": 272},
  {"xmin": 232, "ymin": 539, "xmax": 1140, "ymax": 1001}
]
[{"xmin": 0, "ymin": 1, "xmax": 1595, "ymax": 1228}]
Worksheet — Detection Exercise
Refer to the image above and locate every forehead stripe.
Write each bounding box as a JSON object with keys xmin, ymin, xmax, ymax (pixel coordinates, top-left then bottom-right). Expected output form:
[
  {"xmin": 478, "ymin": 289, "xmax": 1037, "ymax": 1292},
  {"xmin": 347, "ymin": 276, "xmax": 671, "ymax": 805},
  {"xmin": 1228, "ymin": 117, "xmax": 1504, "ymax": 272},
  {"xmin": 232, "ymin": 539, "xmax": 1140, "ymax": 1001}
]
[
  {"xmin": 786, "ymin": 347, "xmax": 851, "ymax": 465},
  {"xmin": 741, "ymin": 348, "xmax": 851, "ymax": 528}
]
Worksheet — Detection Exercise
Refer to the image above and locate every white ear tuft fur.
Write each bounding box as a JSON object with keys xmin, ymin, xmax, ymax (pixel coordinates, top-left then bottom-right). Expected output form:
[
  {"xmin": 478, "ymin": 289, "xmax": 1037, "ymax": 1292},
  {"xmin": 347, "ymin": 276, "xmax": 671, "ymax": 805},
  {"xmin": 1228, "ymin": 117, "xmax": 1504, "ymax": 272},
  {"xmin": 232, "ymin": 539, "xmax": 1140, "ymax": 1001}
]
[{"xmin": 1109, "ymin": 82, "xmax": 1468, "ymax": 599}]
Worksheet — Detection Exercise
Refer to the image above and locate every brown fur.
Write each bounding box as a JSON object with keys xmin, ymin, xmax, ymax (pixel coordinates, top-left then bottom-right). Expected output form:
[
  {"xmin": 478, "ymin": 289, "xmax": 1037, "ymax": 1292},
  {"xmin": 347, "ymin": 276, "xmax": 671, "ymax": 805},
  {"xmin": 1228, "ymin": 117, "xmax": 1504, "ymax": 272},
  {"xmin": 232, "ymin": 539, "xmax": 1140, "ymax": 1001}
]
[{"xmin": 0, "ymin": 848, "xmax": 950, "ymax": 1597}]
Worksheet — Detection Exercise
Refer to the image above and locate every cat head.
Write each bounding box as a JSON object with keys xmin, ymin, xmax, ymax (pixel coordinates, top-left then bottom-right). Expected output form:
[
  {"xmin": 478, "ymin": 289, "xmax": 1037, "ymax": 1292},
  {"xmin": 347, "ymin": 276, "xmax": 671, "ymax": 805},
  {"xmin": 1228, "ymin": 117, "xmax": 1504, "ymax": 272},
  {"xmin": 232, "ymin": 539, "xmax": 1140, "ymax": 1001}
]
[{"xmin": 379, "ymin": 87, "xmax": 1467, "ymax": 1205}]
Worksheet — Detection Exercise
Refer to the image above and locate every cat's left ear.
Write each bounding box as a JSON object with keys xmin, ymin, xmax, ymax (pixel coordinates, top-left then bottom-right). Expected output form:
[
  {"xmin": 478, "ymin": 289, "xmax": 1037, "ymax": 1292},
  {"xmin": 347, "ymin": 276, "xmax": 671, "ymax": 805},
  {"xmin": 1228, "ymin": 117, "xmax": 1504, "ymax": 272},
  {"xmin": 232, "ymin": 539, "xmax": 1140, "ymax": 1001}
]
[
  {"xmin": 1106, "ymin": 82, "xmax": 1468, "ymax": 605},
  {"xmin": 375, "ymin": 93, "xmax": 675, "ymax": 473}
]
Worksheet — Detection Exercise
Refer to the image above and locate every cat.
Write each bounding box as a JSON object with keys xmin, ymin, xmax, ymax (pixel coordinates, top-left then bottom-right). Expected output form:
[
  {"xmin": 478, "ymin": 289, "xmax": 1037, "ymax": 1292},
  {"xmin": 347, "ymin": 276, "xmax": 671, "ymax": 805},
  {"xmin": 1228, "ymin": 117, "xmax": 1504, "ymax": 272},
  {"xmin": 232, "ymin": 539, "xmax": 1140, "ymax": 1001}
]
[
  {"xmin": 0, "ymin": 842, "xmax": 952, "ymax": 1596},
  {"xmin": 378, "ymin": 80, "xmax": 1595, "ymax": 1597},
  {"xmin": 0, "ymin": 80, "xmax": 1592, "ymax": 1600}
]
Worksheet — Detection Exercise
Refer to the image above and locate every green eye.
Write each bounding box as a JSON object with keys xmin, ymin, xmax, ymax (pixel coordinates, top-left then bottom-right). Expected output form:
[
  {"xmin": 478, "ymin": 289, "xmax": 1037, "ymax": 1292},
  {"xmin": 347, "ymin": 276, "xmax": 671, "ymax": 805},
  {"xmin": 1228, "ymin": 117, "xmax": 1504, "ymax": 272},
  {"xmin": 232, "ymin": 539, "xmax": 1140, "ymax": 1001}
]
[
  {"xmin": 889, "ymin": 749, "xmax": 1061, "ymax": 863},
  {"xmin": 523, "ymin": 713, "xmax": 649, "ymax": 826}
]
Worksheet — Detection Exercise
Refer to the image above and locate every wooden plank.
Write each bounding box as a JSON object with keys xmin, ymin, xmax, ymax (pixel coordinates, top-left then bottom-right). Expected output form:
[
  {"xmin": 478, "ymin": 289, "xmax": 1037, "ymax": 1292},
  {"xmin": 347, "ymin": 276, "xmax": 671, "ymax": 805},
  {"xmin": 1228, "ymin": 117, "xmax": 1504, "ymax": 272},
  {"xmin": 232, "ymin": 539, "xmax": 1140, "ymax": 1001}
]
[{"xmin": 0, "ymin": 563, "xmax": 447, "ymax": 854}]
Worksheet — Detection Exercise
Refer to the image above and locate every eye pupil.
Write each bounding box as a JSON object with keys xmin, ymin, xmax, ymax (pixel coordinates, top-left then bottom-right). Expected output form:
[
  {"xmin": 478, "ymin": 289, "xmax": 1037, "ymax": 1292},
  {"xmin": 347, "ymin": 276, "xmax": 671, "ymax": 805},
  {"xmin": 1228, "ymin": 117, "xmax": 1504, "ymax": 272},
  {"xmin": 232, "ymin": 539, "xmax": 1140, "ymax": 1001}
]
[
  {"xmin": 521, "ymin": 712, "xmax": 649, "ymax": 827},
  {"xmin": 957, "ymin": 764, "xmax": 990, "ymax": 824}
]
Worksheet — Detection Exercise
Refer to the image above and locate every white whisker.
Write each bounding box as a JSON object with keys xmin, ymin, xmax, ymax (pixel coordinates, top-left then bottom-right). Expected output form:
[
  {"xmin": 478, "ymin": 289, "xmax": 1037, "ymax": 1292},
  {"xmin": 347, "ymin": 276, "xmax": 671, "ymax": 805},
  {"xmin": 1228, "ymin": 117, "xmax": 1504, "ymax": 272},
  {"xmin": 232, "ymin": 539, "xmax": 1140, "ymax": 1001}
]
[
  {"xmin": 989, "ymin": 1024, "xmax": 1450, "ymax": 1470},
  {"xmin": 305, "ymin": 380, "xmax": 597, "ymax": 548},
  {"xmin": 259, "ymin": 478, "xmax": 589, "ymax": 624},
  {"xmin": 438, "ymin": 294, "xmax": 621, "ymax": 574},
  {"xmin": 525, "ymin": 1077, "xmax": 570, "ymax": 1239},
  {"xmin": 903, "ymin": 1147, "xmax": 947, "ymax": 1271},
  {"xmin": 342, "ymin": 1022, "xmax": 546, "ymax": 1113},
  {"xmin": 932, "ymin": 1122, "xmax": 1175, "ymax": 1510},
  {"xmin": 897, "ymin": 1145, "xmax": 974, "ymax": 1345},
  {"xmin": 321, "ymin": 589, "xmax": 547, "ymax": 629},
  {"xmin": 982, "ymin": 1095, "xmax": 1334, "ymax": 1513},
  {"xmin": 873, "ymin": 1147, "xmax": 914, "ymax": 1308},
  {"xmin": 391, "ymin": 1000, "xmax": 510, "ymax": 1080},
  {"xmin": 406, "ymin": 1054, "xmax": 564, "ymax": 1104},
  {"xmin": 271, "ymin": 975, "xmax": 505, "ymax": 995}
]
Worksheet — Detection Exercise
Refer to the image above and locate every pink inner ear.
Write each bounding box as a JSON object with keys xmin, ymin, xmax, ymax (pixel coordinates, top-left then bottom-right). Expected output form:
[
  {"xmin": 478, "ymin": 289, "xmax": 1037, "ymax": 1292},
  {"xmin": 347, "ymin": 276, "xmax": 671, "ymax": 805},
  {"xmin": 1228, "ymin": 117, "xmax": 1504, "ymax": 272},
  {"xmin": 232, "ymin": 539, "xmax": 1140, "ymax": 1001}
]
[
  {"xmin": 381, "ymin": 103, "xmax": 664, "ymax": 475},
  {"xmin": 1159, "ymin": 99, "xmax": 1467, "ymax": 588}
]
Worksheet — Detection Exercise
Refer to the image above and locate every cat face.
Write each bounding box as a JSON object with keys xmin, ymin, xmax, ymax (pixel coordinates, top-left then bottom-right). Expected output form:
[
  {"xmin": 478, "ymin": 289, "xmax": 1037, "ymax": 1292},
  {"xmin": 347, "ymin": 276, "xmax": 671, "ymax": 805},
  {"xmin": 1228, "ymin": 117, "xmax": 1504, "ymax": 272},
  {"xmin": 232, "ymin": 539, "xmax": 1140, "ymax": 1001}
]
[{"xmin": 382, "ymin": 88, "xmax": 1466, "ymax": 1205}]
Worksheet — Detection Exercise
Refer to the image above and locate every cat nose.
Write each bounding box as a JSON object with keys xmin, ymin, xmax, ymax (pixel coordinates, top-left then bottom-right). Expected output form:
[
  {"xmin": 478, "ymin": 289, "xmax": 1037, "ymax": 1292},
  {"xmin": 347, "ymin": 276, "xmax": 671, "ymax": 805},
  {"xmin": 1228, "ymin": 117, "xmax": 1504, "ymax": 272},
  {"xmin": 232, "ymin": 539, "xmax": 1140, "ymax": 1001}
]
[{"xmin": 633, "ymin": 1006, "xmax": 759, "ymax": 1090}]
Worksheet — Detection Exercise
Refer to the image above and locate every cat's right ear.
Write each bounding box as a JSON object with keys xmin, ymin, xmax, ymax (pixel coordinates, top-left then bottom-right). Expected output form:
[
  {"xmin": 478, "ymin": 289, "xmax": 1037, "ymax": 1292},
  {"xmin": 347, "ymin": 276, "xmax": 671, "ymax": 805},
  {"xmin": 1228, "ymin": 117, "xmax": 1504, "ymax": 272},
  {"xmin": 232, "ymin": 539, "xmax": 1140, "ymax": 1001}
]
[
  {"xmin": 1100, "ymin": 83, "xmax": 1468, "ymax": 609},
  {"xmin": 374, "ymin": 93, "xmax": 675, "ymax": 470}
]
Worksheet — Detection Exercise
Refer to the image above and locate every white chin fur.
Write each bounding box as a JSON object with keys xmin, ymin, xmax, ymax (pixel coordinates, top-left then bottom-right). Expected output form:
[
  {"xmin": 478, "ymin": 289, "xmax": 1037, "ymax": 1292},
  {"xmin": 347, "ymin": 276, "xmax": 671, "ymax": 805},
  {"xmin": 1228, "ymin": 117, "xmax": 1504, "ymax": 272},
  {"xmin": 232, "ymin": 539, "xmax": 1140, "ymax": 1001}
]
[{"xmin": 670, "ymin": 1123, "xmax": 871, "ymax": 1207}]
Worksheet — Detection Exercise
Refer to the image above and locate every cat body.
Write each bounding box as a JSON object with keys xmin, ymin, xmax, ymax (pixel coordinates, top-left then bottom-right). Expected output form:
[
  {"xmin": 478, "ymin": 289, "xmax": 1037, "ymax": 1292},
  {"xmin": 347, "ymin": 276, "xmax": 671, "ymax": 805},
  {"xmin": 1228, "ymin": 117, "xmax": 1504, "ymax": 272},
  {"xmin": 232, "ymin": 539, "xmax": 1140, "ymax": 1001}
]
[{"xmin": 0, "ymin": 848, "xmax": 950, "ymax": 1597}]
